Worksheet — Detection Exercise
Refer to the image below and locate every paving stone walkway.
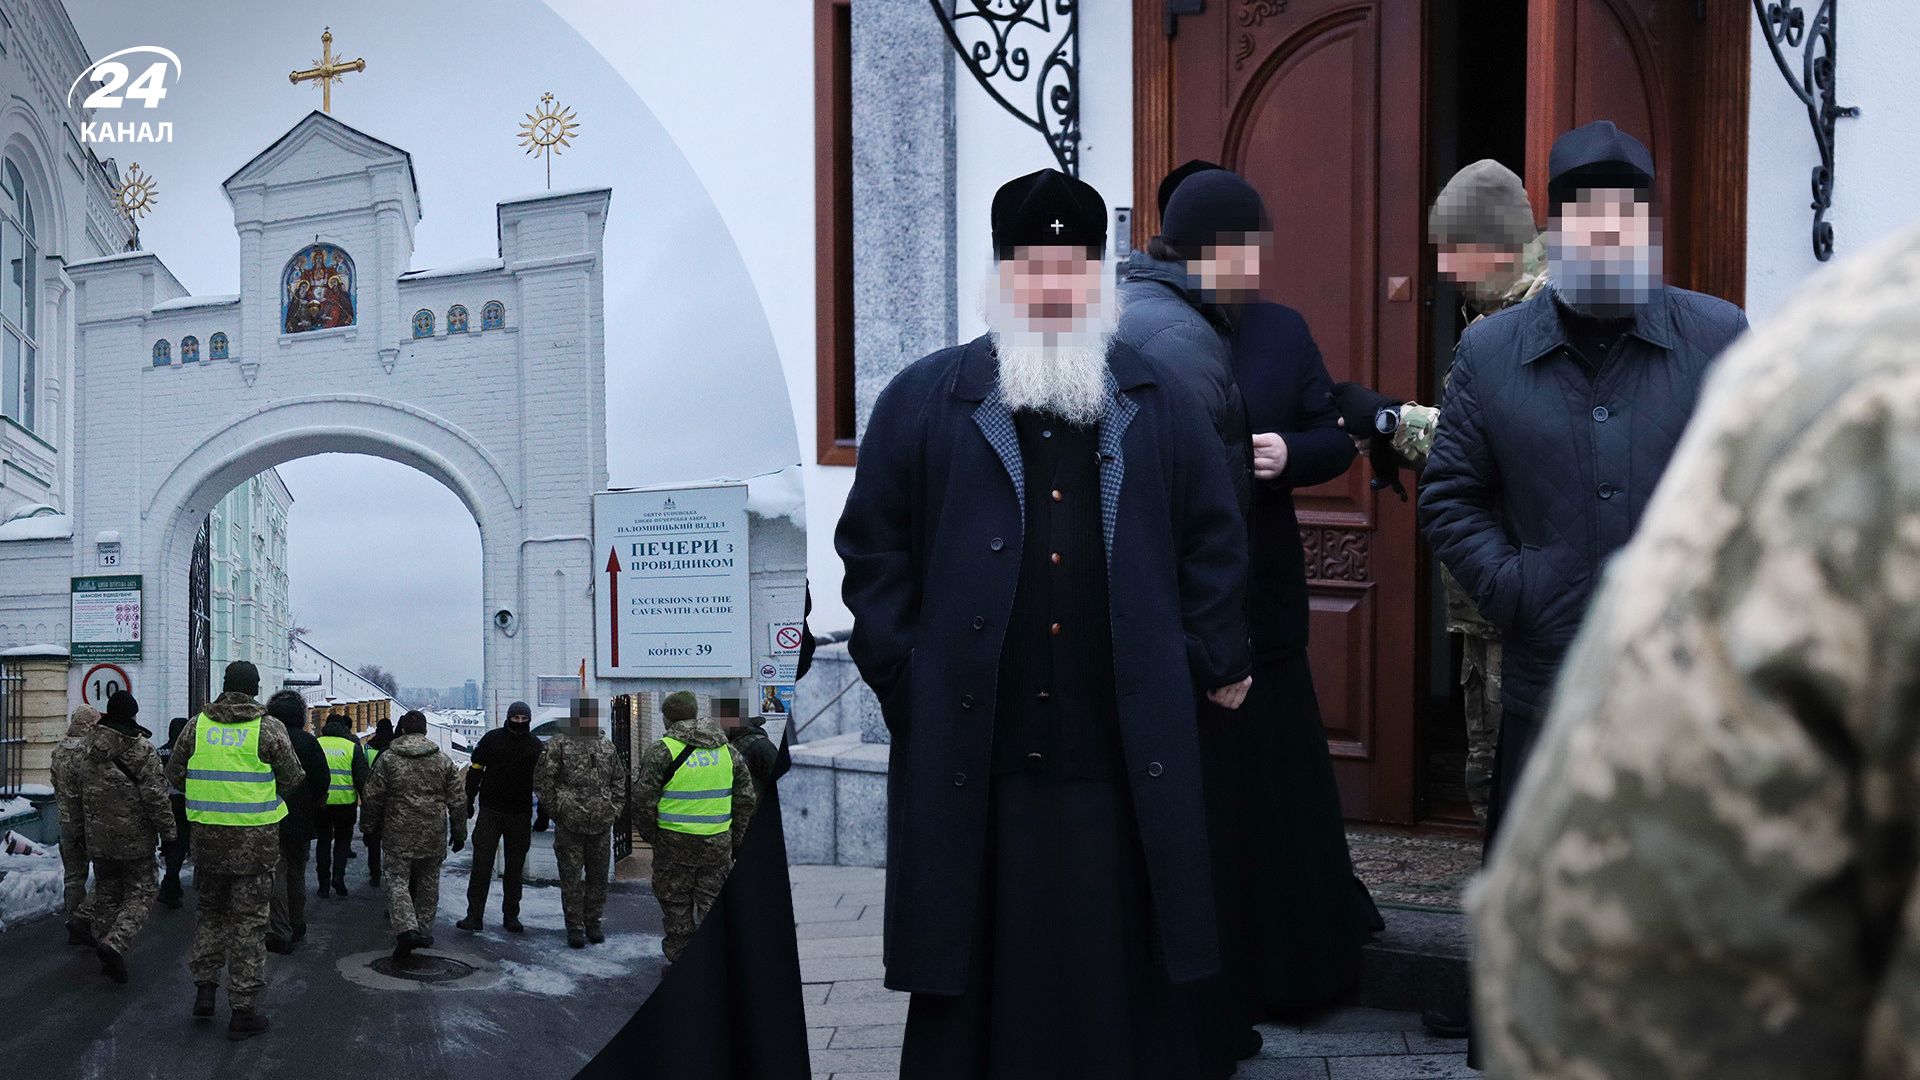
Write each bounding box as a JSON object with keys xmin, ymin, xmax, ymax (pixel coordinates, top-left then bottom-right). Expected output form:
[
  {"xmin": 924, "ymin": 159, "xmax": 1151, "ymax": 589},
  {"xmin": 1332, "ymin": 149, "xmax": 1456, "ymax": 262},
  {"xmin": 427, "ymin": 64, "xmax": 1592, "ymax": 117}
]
[{"xmin": 793, "ymin": 864, "xmax": 1477, "ymax": 1079}]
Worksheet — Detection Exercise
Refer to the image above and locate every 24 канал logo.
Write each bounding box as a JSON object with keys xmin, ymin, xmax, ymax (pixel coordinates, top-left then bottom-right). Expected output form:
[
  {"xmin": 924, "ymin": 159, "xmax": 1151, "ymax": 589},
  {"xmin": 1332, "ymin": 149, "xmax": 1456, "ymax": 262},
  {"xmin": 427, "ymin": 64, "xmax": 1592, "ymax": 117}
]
[{"xmin": 68, "ymin": 46, "xmax": 182, "ymax": 144}]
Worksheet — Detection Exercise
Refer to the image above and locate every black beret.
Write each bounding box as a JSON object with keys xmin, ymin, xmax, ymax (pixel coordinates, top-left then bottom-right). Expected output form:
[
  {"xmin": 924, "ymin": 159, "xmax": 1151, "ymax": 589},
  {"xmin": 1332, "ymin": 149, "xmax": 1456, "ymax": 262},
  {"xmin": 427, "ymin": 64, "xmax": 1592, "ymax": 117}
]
[
  {"xmin": 991, "ymin": 168, "xmax": 1107, "ymax": 260},
  {"xmin": 1156, "ymin": 158, "xmax": 1224, "ymax": 218},
  {"xmin": 1548, "ymin": 120, "xmax": 1654, "ymax": 207},
  {"xmin": 1161, "ymin": 169, "xmax": 1269, "ymax": 251}
]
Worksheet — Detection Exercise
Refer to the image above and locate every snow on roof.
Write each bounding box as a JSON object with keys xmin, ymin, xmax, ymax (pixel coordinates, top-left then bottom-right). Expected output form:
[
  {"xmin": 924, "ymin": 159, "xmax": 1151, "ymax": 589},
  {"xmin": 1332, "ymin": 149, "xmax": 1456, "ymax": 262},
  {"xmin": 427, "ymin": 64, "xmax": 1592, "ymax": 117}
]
[
  {"xmin": 399, "ymin": 258, "xmax": 505, "ymax": 281},
  {"xmin": 498, "ymin": 185, "xmax": 611, "ymax": 206},
  {"xmin": 0, "ymin": 645, "xmax": 67, "ymax": 659},
  {"xmin": 63, "ymin": 250, "xmax": 157, "ymax": 269},
  {"xmin": 151, "ymin": 294, "xmax": 240, "ymax": 311},
  {"xmin": 746, "ymin": 465, "xmax": 806, "ymax": 528},
  {"xmin": 0, "ymin": 513, "xmax": 73, "ymax": 542}
]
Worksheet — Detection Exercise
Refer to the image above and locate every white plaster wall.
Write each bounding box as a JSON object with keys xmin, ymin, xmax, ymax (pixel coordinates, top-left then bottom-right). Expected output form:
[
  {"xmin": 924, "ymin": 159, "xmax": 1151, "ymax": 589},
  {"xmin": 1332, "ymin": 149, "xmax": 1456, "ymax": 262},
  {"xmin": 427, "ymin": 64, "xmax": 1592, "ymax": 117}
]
[
  {"xmin": 541, "ymin": 0, "xmax": 848, "ymax": 630},
  {"xmin": 1747, "ymin": 5, "xmax": 1920, "ymax": 323},
  {"xmin": 954, "ymin": 2, "xmax": 1134, "ymax": 346}
]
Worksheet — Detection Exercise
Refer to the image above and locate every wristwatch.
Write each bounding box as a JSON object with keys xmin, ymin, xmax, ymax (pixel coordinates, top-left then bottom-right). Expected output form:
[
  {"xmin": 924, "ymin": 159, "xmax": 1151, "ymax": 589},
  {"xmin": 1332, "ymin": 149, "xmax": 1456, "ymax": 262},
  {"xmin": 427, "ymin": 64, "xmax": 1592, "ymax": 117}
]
[{"xmin": 1373, "ymin": 406, "xmax": 1400, "ymax": 436}]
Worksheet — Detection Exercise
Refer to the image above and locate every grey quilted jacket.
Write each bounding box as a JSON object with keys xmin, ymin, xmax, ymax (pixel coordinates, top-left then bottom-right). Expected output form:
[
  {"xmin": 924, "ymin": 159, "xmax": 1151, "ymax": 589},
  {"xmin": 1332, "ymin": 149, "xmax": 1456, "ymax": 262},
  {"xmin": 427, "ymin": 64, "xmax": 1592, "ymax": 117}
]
[{"xmin": 1116, "ymin": 254, "xmax": 1252, "ymax": 517}]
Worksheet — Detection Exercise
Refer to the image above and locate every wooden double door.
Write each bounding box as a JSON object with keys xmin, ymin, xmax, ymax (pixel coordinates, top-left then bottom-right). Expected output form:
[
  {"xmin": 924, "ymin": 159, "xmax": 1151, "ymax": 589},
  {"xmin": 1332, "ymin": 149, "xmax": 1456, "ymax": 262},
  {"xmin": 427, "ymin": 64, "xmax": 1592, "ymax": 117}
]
[{"xmin": 1135, "ymin": 0, "xmax": 1748, "ymax": 823}]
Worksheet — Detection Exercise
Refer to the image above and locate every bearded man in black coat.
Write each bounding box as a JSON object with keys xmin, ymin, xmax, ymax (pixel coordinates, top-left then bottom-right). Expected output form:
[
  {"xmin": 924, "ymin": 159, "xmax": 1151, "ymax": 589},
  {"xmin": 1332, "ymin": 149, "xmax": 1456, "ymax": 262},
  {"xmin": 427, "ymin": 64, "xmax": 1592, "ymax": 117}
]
[{"xmin": 837, "ymin": 168, "xmax": 1252, "ymax": 1079}]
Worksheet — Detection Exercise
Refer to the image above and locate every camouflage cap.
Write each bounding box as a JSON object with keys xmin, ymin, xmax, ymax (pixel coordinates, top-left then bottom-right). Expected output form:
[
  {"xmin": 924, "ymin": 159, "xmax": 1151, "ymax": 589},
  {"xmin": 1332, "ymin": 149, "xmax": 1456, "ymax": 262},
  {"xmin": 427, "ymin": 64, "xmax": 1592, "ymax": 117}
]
[{"xmin": 661, "ymin": 691, "xmax": 699, "ymax": 722}]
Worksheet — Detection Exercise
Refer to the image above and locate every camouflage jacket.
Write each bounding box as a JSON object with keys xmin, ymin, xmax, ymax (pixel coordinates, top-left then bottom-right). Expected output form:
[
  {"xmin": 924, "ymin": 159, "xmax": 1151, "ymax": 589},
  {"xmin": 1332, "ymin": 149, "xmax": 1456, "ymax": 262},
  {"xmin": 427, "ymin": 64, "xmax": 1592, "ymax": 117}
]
[
  {"xmin": 534, "ymin": 732, "xmax": 628, "ymax": 835},
  {"xmin": 1471, "ymin": 224, "xmax": 1920, "ymax": 1078},
  {"xmin": 1399, "ymin": 237, "xmax": 1548, "ymax": 638},
  {"xmin": 51, "ymin": 706, "xmax": 100, "ymax": 848},
  {"xmin": 164, "ymin": 693, "xmax": 307, "ymax": 875},
  {"xmin": 361, "ymin": 733, "xmax": 465, "ymax": 860},
  {"xmin": 632, "ymin": 718, "xmax": 759, "ymax": 851},
  {"xmin": 76, "ymin": 724, "xmax": 176, "ymax": 858}
]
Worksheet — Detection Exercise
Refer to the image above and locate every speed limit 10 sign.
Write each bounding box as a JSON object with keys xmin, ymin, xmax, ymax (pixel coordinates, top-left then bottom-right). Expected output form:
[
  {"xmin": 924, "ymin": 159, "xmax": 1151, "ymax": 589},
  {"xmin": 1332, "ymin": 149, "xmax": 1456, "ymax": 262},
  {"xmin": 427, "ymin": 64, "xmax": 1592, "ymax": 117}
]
[{"xmin": 81, "ymin": 663, "xmax": 133, "ymax": 709}]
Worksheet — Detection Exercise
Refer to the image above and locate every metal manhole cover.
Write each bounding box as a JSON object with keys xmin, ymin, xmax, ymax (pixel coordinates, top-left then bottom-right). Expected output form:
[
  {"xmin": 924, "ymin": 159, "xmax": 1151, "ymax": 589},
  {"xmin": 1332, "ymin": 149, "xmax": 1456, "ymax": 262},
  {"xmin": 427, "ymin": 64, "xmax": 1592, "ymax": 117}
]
[{"xmin": 368, "ymin": 952, "xmax": 478, "ymax": 983}]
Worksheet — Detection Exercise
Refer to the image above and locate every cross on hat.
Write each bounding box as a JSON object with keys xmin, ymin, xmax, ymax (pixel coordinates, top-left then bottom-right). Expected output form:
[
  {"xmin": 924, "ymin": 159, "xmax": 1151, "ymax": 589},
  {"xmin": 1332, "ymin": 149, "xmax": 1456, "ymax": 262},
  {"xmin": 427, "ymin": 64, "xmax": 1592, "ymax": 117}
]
[{"xmin": 1050, "ymin": 219, "xmax": 1064, "ymax": 234}]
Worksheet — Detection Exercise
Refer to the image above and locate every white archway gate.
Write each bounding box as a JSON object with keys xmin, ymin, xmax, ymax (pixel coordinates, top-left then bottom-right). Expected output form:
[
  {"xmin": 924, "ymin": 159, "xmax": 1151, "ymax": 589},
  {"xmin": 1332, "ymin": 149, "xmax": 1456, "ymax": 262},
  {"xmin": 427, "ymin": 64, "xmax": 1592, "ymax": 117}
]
[{"xmin": 66, "ymin": 111, "xmax": 610, "ymax": 719}]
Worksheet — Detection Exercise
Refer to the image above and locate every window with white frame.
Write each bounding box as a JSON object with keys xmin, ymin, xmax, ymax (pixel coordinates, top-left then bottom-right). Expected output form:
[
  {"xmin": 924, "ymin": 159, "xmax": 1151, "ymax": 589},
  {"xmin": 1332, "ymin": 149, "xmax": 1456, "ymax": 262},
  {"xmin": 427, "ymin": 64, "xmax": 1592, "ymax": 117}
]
[{"xmin": 2, "ymin": 159, "xmax": 39, "ymax": 431}]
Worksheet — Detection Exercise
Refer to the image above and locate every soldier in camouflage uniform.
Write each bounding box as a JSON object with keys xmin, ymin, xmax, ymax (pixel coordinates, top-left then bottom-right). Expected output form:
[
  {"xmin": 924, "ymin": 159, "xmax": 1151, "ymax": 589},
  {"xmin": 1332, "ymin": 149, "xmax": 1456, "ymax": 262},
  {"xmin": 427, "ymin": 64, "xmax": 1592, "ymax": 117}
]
[
  {"xmin": 165, "ymin": 661, "xmax": 306, "ymax": 1040},
  {"xmin": 50, "ymin": 704, "xmax": 100, "ymax": 946},
  {"xmin": 632, "ymin": 691, "xmax": 758, "ymax": 963},
  {"xmin": 1335, "ymin": 160, "xmax": 1547, "ymax": 822},
  {"xmin": 533, "ymin": 698, "xmax": 627, "ymax": 948},
  {"xmin": 74, "ymin": 691, "xmax": 174, "ymax": 983},
  {"xmin": 360, "ymin": 710, "xmax": 466, "ymax": 960},
  {"xmin": 1469, "ymin": 223, "xmax": 1920, "ymax": 1080}
]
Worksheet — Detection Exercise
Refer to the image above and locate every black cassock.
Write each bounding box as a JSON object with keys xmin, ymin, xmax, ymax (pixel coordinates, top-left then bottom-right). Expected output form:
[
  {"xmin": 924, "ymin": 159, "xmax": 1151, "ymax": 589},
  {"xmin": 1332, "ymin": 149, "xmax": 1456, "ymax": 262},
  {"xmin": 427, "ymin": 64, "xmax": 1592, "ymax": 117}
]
[{"xmin": 899, "ymin": 410, "xmax": 1209, "ymax": 1079}]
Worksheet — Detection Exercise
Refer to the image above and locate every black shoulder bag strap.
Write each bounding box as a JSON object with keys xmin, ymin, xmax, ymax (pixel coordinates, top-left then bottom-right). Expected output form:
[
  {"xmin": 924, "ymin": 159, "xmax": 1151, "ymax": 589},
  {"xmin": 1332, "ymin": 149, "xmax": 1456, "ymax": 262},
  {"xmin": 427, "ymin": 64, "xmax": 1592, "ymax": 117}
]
[{"xmin": 659, "ymin": 743, "xmax": 699, "ymax": 786}]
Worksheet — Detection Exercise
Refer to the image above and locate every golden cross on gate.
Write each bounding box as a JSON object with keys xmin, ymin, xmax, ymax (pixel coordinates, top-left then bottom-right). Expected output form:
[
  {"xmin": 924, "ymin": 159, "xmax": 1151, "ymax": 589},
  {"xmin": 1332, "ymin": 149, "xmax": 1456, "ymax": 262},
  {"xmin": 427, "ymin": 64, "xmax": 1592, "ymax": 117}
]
[{"xmin": 289, "ymin": 27, "xmax": 365, "ymax": 114}]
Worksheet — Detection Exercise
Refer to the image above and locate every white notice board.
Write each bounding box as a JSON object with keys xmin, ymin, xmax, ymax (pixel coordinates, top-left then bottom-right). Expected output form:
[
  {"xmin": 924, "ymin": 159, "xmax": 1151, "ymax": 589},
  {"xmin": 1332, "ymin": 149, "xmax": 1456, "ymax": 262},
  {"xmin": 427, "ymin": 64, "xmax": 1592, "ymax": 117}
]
[{"xmin": 593, "ymin": 485, "xmax": 751, "ymax": 678}]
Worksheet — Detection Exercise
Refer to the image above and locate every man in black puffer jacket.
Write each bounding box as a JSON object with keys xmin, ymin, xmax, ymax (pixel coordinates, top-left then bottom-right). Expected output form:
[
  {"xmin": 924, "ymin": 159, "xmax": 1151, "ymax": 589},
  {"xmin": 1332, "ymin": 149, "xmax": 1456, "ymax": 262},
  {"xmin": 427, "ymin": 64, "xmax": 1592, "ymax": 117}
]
[
  {"xmin": 264, "ymin": 691, "xmax": 328, "ymax": 953},
  {"xmin": 456, "ymin": 700, "xmax": 543, "ymax": 933},
  {"xmin": 1419, "ymin": 120, "xmax": 1748, "ymax": 850}
]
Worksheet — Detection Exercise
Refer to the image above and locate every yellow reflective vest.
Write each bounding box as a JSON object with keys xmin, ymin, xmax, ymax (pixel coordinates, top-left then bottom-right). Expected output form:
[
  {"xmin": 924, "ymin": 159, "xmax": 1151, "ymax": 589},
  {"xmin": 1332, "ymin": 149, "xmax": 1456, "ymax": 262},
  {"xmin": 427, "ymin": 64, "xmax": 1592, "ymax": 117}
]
[
  {"xmin": 185, "ymin": 715, "xmax": 287, "ymax": 826},
  {"xmin": 658, "ymin": 737, "xmax": 732, "ymax": 836},
  {"xmin": 317, "ymin": 735, "xmax": 358, "ymax": 805}
]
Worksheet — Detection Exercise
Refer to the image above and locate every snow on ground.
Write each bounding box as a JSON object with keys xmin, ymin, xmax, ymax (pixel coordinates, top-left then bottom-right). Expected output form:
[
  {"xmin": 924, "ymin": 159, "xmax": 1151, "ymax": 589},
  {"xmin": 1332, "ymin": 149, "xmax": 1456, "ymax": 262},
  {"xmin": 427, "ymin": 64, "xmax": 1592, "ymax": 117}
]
[
  {"xmin": 0, "ymin": 797, "xmax": 33, "ymax": 819},
  {"xmin": 439, "ymin": 861, "xmax": 662, "ymax": 997},
  {"xmin": 0, "ymin": 834, "xmax": 63, "ymax": 931}
]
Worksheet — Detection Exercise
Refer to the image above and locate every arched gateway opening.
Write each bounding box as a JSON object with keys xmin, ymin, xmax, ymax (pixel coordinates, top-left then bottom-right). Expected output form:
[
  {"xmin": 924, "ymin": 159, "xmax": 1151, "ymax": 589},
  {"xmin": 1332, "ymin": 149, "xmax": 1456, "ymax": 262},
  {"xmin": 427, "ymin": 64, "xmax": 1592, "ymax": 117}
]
[{"xmin": 153, "ymin": 403, "xmax": 502, "ymax": 720}]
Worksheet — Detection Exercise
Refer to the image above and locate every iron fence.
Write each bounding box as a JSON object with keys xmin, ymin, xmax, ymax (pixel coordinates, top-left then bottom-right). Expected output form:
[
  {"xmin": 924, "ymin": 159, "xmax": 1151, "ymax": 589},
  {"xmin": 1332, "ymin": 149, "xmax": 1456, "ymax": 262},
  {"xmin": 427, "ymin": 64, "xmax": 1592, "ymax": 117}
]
[
  {"xmin": 611, "ymin": 694, "xmax": 633, "ymax": 859},
  {"xmin": 0, "ymin": 661, "xmax": 24, "ymax": 797}
]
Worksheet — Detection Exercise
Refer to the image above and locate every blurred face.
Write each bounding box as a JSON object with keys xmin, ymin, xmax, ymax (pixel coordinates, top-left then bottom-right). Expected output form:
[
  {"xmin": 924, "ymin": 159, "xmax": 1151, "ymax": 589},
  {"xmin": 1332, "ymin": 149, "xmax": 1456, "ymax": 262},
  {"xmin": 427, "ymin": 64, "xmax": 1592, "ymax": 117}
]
[
  {"xmin": 1189, "ymin": 232, "xmax": 1270, "ymax": 300},
  {"xmin": 998, "ymin": 246, "xmax": 1104, "ymax": 335},
  {"xmin": 1437, "ymin": 243, "xmax": 1523, "ymax": 294},
  {"xmin": 571, "ymin": 697, "xmax": 600, "ymax": 736},
  {"xmin": 1548, "ymin": 187, "xmax": 1662, "ymax": 315}
]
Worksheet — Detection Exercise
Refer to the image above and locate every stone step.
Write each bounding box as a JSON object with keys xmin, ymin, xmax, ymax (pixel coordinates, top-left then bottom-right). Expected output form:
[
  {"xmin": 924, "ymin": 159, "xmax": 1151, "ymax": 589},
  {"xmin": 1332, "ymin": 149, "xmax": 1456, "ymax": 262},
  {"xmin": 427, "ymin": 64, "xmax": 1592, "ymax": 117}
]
[{"xmin": 1357, "ymin": 907, "xmax": 1469, "ymax": 1015}]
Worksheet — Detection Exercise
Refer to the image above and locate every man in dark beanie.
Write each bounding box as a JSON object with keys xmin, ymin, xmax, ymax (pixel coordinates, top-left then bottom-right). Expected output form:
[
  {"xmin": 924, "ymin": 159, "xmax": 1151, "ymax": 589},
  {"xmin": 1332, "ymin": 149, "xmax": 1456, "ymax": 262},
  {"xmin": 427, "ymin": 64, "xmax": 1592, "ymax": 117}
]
[
  {"xmin": 1140, "ymin": 161, "xmax": 1376, "ymax": 1063},
  {"xmin": 313, "ymin": 703, "xmax": 370, "ymax": 898},
  {"xmin": 838, "ymin": 167, "xmax": 1251, "ymax": 1077},
  {"xmin": 165, "ymin": 660, "xmax": 306, "ymax": 1039},
  {"xmin": 262, "ymin": 691, "xmax": 328, "ymax": 954},
  {"xmin": 362, "ymin": 710, "xmax": 465, "ymax": 961},
  {"xmin": 72, "ymin": 691, "xmax": 172, "ymax": 983},
  {"xmin": 156, "ymin": 716, "xmax": 193, "ymax": 909},
  {"xmin": 1420, "ymin": 122, "xmax": 1748, "ymax": 1001},
  {"xmin": 456, "ymin": 699, "xmax": 543, "ymax": 933},
  {"xmin": 631, "ymin": 691, "xmax": 757, "ymax": 962}
]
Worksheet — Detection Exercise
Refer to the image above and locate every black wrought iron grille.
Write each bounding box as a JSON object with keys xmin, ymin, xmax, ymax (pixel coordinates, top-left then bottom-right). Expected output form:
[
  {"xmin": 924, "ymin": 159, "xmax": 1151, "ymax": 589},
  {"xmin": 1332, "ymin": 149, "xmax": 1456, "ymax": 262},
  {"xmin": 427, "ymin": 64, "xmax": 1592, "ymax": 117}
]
[
  {"xmin": 1753, "ymin": 0, "xmax": 1860, "ymax": 261},
  {"xmin": 0, "ymin": 662, "xmax": 23, "ymax": 797},
  {"xmin": 932, "ymin": 0, "xmax": 1082, "ymax": 176}
]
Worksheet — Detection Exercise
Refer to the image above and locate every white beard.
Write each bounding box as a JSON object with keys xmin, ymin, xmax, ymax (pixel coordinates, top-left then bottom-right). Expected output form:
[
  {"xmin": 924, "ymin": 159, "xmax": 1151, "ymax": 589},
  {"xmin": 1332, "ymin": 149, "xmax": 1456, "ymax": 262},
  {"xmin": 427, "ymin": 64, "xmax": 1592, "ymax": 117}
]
[{"xmin": 983, "ymin": 265, "xmax": 1120, "ymax": 428}]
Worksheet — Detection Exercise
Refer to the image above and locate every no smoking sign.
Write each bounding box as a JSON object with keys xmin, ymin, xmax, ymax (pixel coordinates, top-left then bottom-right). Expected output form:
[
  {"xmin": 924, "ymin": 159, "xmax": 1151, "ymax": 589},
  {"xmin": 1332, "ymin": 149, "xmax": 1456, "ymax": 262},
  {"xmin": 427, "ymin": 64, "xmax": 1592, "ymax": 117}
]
[{"xmin": 770, "ymin": 622, "xmax": 804, "ymax": 655}]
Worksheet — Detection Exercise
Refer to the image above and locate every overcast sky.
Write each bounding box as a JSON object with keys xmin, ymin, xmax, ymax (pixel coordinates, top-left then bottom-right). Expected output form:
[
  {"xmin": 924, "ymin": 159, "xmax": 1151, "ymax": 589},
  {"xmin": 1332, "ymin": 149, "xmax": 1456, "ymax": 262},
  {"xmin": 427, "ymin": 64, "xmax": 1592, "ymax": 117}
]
[{"xmin": 63, "ymin": 0, "xmax": 801, "ymax": 691}]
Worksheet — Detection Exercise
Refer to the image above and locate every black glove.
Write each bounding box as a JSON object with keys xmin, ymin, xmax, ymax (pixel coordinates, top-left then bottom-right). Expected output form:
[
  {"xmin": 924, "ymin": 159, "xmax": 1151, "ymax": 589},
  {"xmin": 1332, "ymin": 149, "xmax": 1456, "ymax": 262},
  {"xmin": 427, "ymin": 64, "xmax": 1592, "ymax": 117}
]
[
  {"xmin": 533, "ymin": 811, "xmax": 549, "ymax": 833},
  {"xmin": 1330, "ymin": 381, "xmax": 1402, "ymax": 437},
  {"xmin": 466, "ymin": 797, "xmax": 477, "ymax": 820},
  {"xmin": 1329, "ymin": 382, "xmax": 1410, "ymax": 501},
  {"xmin": 449, "ymin": 836, "xmax": 464, "ymax": 853}
]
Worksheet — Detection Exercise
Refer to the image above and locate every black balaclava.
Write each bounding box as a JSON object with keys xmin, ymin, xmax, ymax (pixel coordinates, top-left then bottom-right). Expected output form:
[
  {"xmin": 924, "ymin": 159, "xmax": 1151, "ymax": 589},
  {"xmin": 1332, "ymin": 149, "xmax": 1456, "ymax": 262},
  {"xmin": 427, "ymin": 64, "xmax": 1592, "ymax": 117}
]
[{"xmin": 506, "ymin": 700, "xmax": 532, "ymax": 732}]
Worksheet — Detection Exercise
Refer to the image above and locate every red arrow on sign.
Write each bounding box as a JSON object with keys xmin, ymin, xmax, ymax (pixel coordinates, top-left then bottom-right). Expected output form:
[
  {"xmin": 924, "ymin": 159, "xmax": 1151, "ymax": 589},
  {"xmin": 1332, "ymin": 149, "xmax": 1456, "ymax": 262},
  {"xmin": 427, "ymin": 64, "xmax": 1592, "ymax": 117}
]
[{"xmin": 605, "ymin": 547, "xmax": 622, "ymax": 668}]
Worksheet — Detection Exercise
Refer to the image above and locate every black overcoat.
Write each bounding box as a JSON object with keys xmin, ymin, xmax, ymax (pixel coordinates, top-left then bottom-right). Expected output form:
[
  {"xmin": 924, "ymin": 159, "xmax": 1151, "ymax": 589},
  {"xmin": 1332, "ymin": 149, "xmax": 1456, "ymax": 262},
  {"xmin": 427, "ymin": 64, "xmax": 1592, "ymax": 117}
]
[{"xmin": 836, "ymin": 333, "xmax": 1252, "ymax": 994}]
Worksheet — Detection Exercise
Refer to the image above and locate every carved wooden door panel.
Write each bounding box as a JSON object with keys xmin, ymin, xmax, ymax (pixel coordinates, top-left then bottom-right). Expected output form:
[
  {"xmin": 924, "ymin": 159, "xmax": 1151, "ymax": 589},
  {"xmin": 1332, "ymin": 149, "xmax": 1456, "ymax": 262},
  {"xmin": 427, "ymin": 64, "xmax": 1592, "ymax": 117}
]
[{"xmin": 1155, "ymin": 0, "xmax": 1426, "ymax": 822}]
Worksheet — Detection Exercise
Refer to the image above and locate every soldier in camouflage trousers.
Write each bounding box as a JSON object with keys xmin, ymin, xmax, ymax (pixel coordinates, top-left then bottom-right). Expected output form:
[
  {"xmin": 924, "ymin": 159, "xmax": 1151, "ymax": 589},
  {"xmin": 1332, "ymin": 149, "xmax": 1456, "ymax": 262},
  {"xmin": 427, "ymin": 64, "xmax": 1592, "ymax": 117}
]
[
  {"xmin": 1472, "ymin": 221, "xmax": 1920, "ymax": 1080},
  {"xmin": 50, "ymin": 704, "xmax": 101, "ymax": 946},
  {"xmin": 632, "ymin": 691, "xmax": 758, "ymax": 963},
  {"xmin": 73, "ymin": 691, "xmax": 174, "ymax": 983},
  {"xmin": 534, "ymin": 698, "xmax": 627, "ymax": 948},
  {"xmin": 1334, "ymin": 160, "xmax": 1545, "ymax": 822},
  {"xmin": 165, "ymin": 662, "xmax": 306, "ymax": 1040},
  {"xmin": 361, "ymin": 710, "xmax": 466, "ymax": 960}
]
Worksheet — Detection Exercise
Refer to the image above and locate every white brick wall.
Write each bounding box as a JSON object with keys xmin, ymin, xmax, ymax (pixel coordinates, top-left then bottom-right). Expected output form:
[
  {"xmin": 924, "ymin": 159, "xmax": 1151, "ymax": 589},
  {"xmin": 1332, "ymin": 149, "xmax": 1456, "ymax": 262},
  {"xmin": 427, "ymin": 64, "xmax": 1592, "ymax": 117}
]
[{"xmin": 56, "ymin": 113, "xmax": 613, "ymax": 719}]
